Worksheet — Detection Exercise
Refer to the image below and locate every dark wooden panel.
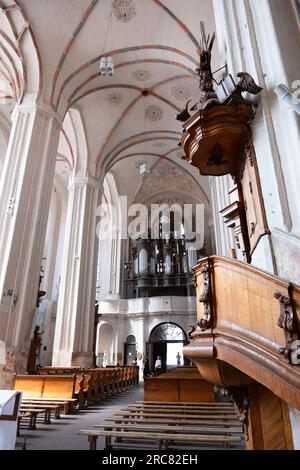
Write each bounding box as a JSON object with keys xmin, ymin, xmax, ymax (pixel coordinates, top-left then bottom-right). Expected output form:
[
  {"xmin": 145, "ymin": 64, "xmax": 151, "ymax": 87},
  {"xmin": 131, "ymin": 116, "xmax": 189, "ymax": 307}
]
[
  {"xmin": 144, "ymin": 368, "xmax": 214, "ymax": 403},
  {"xmin": 179, "ymin": 379, "xmax": 214, "ymax": 402},
  {"xmin": 144, "ymin": 379, "xmax": 179, "ymax": 402},
  {"xmin": 247, "ymin": 384, "xmax": 294, "ymax": 450},
  {"xmin": 259, "ymin": 385, "xmax": 287, "ymax": 450}
]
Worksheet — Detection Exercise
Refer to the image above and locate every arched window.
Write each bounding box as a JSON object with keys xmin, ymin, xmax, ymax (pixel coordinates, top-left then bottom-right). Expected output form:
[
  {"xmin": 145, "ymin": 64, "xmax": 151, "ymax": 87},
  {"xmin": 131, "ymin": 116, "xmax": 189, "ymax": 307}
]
[
  {"xmin": 149, "ymin": 323, "xmax": 186, "ymax": 342},
  {"xmin": 126, "ymin": 335, "xmax": 136, "ymax": 344}
]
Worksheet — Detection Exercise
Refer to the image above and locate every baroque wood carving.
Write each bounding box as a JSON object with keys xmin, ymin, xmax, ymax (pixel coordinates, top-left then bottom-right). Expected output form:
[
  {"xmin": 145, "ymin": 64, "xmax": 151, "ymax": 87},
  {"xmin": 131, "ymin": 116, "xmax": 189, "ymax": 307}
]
[
  {"xmin": 214, "ymin": 385, "xmax": 249, "ymax": 440},
  {"xmin": 197, "ymin": 260, "xmax": 213, "ymax": 331},
  {"xmin": 178, "ymin": 22, "xmax": 262, "ymax": 177},
  {"xmin": 274, "ymin": 291, "xmax": 300, "ymax": 365}
]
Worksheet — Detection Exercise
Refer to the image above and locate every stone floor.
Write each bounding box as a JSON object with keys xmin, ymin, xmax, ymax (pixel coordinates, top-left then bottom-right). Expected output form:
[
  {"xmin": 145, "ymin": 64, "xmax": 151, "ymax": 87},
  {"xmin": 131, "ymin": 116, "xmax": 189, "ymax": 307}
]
[{"xmin": 15, "ymin": 384, "xmax": 245, "ymax": 451}]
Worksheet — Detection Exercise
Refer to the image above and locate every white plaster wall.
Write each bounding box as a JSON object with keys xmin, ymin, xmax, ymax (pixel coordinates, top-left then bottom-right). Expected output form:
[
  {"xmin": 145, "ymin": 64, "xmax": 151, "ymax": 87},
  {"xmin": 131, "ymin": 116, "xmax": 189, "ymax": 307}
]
[
  {"xmin": 97, "ymin": 296, "xmax": 197, "ymax": 377},
  {"xmin": 289, "ymin": 406, "xmax": 300, "ymax": 450},
  {"xmin": 212, "ymin": 0, "xmax": 300, "ymax": 282},
  {"xmin": 212, "ymin": 0, "xmax": 300, "ymax": 444},
  {"xmin": 0, "ymin": 127, "xmax": 8, "ymax": 176}
]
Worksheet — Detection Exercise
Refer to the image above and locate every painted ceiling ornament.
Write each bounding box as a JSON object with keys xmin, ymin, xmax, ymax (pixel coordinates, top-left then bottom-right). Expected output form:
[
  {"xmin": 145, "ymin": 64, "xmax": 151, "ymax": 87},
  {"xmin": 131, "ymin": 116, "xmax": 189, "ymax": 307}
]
[
  {"xmin": 106, "ymin": 92, "xmax": 123, "ymax": 105},
  {"xmin": 145, "ymin": 105, "xmax": 163, "ymax": 122},
  {"xmin": 135, "ymin": 159, "xmax": 205, "ymax": 203},
  {"xmin": 112, "ymin": 0, "xmax": 136, "ymax": 23},
  {"xmin": 171, "ymin": 85, "xmax": 191, "ymax": 101},
  {"xmin": 132, "ymin": 69, "xmax": 151, "ymax": 82}
]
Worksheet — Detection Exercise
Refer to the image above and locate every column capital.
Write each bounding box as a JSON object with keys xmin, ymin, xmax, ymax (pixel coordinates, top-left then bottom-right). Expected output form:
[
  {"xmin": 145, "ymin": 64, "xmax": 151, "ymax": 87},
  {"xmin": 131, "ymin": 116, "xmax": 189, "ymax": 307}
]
[
  {"xmin": 12, "ymin": 100, "xmax": 64, "ymax": 127},
  {"xmin": 68, "ymin": 175, "xmax": 100, "ymax": 191}
]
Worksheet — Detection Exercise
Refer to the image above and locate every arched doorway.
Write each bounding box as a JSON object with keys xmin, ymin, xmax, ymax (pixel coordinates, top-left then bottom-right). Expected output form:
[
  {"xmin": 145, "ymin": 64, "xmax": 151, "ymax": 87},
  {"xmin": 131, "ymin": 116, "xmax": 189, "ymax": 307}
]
[
  {"xmin": 124, "ymin": 335, "xmax": 137, "ymax": 365},
  {"xmin": 147, "ymin": 322, "xmax": 189, "ymax": 372}
]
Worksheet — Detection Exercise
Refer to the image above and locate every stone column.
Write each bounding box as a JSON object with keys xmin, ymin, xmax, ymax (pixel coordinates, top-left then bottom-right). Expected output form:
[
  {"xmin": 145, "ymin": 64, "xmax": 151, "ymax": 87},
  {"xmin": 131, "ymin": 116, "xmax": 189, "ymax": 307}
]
[
  {"xmin": 52, "ymin": 175, "xmax": 99, "ymax": 367},
  {"xmin": 0, "ymin": 102, "xmax": 61, "ymax": 388}
]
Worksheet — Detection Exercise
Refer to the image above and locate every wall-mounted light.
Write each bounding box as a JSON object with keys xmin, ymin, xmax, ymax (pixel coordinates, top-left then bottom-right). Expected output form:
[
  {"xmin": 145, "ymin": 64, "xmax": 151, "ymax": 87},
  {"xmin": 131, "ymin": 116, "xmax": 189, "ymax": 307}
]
[{"xmin": 274, "ymin": 84, "xmax": 300, "ymax": 116}]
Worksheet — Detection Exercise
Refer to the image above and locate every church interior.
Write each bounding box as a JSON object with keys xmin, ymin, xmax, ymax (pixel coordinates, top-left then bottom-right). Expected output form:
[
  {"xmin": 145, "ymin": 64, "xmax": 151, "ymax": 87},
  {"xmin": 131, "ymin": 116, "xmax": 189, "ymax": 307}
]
[{"xmin": 0, "ymin": 0, "xmax": 300, "ymax": 452}]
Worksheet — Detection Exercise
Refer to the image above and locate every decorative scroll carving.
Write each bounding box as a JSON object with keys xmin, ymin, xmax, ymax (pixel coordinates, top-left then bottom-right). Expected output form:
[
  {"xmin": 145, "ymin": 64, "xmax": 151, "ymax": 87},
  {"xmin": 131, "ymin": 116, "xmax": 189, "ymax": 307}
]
[
  {"xmin": 187, "ymin": 324, "xmax": 196, "ymax": 339},
  {"xmin": 274, "ymin": 292, "xmax": 300, "ymax": 364},
  {"xmin": 236, "ymin": 72, "xmax": 262, "ymax": 96},
  {"xmin": 231, "ymin": 388, "xmax": 249, "ymax": 440},
  {"xmin": 197, "ymin": 260, "xmax": 213, "ymax": 331},
  {"xmin": 235, "ymin": 134, "xmax": 270, "ymax": 255}
]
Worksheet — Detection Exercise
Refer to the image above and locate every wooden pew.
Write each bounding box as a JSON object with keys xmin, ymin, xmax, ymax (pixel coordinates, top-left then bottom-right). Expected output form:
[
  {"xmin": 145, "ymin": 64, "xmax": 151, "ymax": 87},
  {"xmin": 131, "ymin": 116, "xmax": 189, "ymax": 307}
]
[
  {"xmin": 14, "ymin": 374, "xmax": 78, "ymax": 413},
  {"xmin": 37, "ymin": 365, "xmax": 139, "ymax": 403},
  {"xmin": 77, "ymin": 429, "xmax": 242, "ymax": 450},
  {"xmin": 117, "ymin": 408, "xmax": 238, "ymax": 418},
  {"xmin": 95, "ymin": 423, "xmax": 244, "ymax": 435},
  {"xmin": 19, "ymin": 407, "xmax": 49, "ymax": 429},
  {"xmin": 126, "ymin": 404, "xmax": 235, "ymax": 412},
  {"xmin": 112, "ymin": 411, "xmax": 239, "ymax": 421},
  {"xmin": 105, "ymin": 417, "xmax": 243, "ymax": 427},
  {"xmin": 144, "ymin": 367, "xmax": 215, "ymax": 402},
  {"xmin": 14, "ymin": 375, "xmax": 44, "ymax": 397},
  {"xmin": 20, "ymin": 401, "xmax": 61, "ymax": 419},
  {"xmin": 136, "ymin": 400, "xmax": 234, "ymax": 407}
]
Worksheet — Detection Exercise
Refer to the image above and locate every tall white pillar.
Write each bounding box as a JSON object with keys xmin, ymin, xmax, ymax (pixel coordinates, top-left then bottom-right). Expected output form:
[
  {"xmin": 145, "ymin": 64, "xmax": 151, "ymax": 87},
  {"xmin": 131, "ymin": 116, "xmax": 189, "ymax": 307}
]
[
  {"xmin": 0, "ymin": 102, "xmax": 60, "ymax": 388},
  {"xmin": 52, "ymin": 175, "xmax": 99, "ymax": 367}
]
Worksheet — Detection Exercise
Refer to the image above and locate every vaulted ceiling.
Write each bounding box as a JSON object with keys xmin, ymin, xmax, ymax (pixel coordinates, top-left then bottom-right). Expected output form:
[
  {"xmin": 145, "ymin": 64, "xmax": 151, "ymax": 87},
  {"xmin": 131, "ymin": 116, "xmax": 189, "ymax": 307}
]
[{"xmin": 0, "ymin": 0, "xmax": 222, "ymax": 206}]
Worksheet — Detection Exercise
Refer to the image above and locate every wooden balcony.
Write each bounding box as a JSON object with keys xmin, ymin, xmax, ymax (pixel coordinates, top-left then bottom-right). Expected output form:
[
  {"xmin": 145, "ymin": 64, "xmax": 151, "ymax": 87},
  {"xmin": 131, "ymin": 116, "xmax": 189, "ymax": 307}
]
[{"xmin": 184, "ymin": 256, "xmax": 300, "ymax": 411}]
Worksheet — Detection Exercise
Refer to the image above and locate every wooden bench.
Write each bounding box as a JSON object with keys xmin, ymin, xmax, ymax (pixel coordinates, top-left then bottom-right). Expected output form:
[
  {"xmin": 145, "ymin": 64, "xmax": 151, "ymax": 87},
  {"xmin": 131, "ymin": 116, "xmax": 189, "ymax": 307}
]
[
  {"xmin": 136, "ymin": 400, "xmax": 234, "ymax": 407},
  {"xmin": 22, "ymin": 397, "xmax": 76, "ymax": 414},
  {"xmin": 14, "ymin": 374, "xmax": 78, "ymax": 413},
  {"xmin": 20, "ymin": 402, "xmax": 61, "ymax": 420},
  {"xmin": 126, "ymin": 404, "xmax": 235, "ymax": 412},
  {"xmin": 36, "ymin": 366, "xmax": 139, "ymax": 404},
  {"xmin": 105, "ymin": 417, "xmax": 243, "ymax": 427},
  {"xmin": 112, "ymin": 413, "xmax": 240, "ymax": 424},
  {"xmin": 18, "ymin": 408, "xmax": 49, "ymax": 429},
  {"xmin": 117, "ymin": 409, "xmax": 238, "ymax": 418},
  {"xmin": 77, "ymin": 429, "xmax": 242, "ymax": 450},
  {"xmin": 94, "ymin": 423, "xmax": 244, "ymax": 437}
]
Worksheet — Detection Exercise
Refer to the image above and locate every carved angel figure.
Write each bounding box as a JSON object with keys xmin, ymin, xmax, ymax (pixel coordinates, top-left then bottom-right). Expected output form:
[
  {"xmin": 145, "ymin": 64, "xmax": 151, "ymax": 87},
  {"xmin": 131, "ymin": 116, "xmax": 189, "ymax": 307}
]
[
  {"xmin": 192, "ymin": 22, "xmax": 219, "ymax": 111},
  {"xmin": 274, "ymin": 292, "xmax": 294, "ymax": 332},
  {"xmin": 199, "ymin": 267, "xmax": 210, "ymax": 303}
]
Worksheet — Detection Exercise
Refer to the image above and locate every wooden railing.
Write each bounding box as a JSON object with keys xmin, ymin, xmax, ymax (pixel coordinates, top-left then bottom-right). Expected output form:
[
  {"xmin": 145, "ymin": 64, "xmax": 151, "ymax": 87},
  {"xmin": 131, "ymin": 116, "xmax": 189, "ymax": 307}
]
[{"xmin": 184, "ymin": 256, "xmax": 300, "ymax": 411}]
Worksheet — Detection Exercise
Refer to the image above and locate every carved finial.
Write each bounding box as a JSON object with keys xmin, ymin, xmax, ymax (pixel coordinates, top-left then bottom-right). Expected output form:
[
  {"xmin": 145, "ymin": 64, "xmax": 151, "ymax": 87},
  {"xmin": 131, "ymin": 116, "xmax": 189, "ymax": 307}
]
[
  {"xmin": 236, "ymin": 72, "xmax": 262, "ymax": 95},
  {"xmin": 192, "ymin": 22, "xmax": 218, "ymax": 111},
  {"xmin": 175, "ymin": 100, "xmax": 191, "ymax": 122}
]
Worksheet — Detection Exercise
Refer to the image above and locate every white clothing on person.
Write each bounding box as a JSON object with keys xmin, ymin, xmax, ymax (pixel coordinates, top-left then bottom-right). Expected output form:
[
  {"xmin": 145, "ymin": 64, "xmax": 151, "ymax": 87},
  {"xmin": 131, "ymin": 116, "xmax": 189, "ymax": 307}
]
[{"xmin": 154, "ymin": 358, "xmax": 162, "ymax": 370}]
